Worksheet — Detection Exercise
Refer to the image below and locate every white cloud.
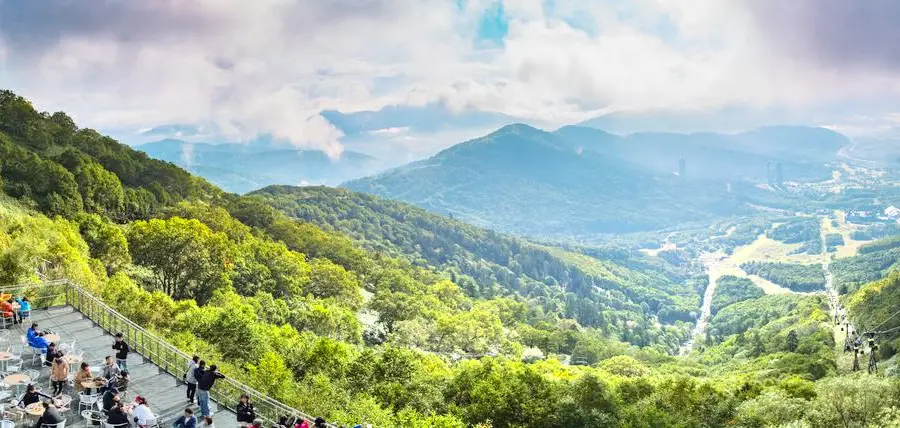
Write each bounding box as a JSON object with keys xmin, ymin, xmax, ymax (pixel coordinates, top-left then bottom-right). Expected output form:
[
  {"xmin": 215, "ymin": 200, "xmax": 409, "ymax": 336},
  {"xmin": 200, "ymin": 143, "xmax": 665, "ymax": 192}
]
[{"xmin": 2, "ymin": 0, "xmax": 900, "ymax": 158}]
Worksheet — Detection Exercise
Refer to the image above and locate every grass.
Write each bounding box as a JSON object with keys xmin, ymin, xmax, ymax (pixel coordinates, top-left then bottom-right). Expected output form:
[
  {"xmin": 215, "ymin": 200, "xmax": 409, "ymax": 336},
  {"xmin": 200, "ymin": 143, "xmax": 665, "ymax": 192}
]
[{"xmin": 826, "ymin": 211, "xmax": 871, "ymax": 259}]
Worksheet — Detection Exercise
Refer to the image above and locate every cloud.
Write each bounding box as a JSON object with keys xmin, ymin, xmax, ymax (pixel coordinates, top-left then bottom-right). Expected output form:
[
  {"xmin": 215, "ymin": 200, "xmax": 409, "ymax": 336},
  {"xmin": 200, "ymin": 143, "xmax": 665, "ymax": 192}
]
[
  {"xmin": 1, "ymin": 0, "xmax": 899, "ymax": 158},
  {"xmin": 742, "ymin": 0, "xmax": 900, "ymax": 71}
]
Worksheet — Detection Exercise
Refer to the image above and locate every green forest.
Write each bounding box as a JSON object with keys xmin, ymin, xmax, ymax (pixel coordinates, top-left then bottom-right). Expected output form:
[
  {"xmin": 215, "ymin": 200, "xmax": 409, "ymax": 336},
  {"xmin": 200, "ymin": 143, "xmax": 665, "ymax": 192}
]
[
  {"xmin": 740, "ymin": 262, "xmax": 826, "ymax": 292},
  {"xmin": 5, "ymin": 90, "xmax": 900, "ymax": 427},
  {"xmin": 710, "ymin": 276, "xmax": 764, "ymax": 315}
]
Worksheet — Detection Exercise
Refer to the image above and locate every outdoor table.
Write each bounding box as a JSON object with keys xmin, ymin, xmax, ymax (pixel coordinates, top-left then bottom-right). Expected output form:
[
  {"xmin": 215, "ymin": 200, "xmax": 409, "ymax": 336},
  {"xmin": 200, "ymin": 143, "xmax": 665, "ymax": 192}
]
[
  {"xmin": 44, "ymin": 333, "xmax": 61, "ymax": 344},
  {"xmin": 25, "ymin": 402, "xmax": 44, "ymax": 417},
  {"xmin": 0, "ymin": 351, "xmax": 14, "ymax": 371},
  {"xmin": 4, "ymin": 372, "xmax": 32, "ymax": 395},
  {"xmin": 81, "ymin": 378, "xmax": 107, "ymax": 390},
  {"xmin": 64, "ymin": 354, "xmax": 83, "ymax": 372}
]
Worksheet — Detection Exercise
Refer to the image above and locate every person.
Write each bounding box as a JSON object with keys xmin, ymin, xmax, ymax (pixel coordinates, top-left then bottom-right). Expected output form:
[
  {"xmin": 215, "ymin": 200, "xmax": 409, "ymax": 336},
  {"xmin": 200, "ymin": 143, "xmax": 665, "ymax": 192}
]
[
  {"xmin": 196, "ymin": 364, "xmax": 224, "ymax": 417},
  {"xmin": 312, "ymin": 418, "xmax": 327, "ymax": 428},
  {"xmin": 236, "ymin": 394, "xmax": 255, "ymax": 426},
  {"xmin": 106, "ymin": 402, "xmax": 131, "ymax": 427},
  {"xmin": 74, "ymin": 362, "xmax": 94, "ymax": 394},
  {"xmin": 116, "ymin": 370, "xmax": 131, "ymax": 394},
  {"xmin": 132, "ymin": 396, "xmax": 156, "ymax": 428},
  {"xmin": 185, "ymin": 356, "xmax": 200, "ymax": 403},
  {"xmin": 33, "ymin": 401, "xmax": 64, "ymax": 428},
  {"xmin": 26, "ymin": 322, "xmax": 40, "ymax": 343},
  {"xmin": 16, "ymin": 296, "xmax": 31, "ymax": 320},
  {"xmin": 250, "ymin": 419, "xmax": 263, "ymax": 428},
  {"xmin": 103, "ymin": 355, "xmax": 122, "ymax": 380},
  {"xmin": 112, "ymin": 332, "xmax": 130, "ymax": 371},
  {"xmin": 17, "ymin": 384, "xmax": 52, "ymax": 408},
  {"xmin": 50, "ymin": 354, "xmax": 69, "ymax": 396},
  {"xmin": 173, "ymin": 408, "xmax": 198, "ymax": 428},
  {"xmin": 297, "ymin": 421, "xmax": 309, "ymax": 428},
  {"xmin": 44, "ymin": 342, "xmax": 60, "ymax": 367},
  {"xmin": 102, "ymin": 388, "xmax": 120, "ymax": 413},
  {"xmin": 1, "ymin": 298, "xmax": 19, "ymax": 324},
  {"xmin": 202, "ymin": 417, "xmax": 215, "ymax": 428}
]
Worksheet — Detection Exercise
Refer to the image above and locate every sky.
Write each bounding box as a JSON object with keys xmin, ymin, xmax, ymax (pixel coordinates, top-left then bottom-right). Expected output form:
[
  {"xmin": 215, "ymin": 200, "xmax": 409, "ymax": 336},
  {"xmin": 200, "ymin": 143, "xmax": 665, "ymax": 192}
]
[{"xmin": 1, "ymin": 0, "xmax": 900, "ymax": 158}]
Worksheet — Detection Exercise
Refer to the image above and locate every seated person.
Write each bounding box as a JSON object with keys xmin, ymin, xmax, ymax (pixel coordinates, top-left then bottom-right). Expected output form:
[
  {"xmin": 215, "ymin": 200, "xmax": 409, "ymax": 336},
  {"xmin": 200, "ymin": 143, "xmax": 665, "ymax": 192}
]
[
  {"xmin": 173, "ymin": 408, "xmax": 197, "ymax": 428},
  {"xmin": 44, "ymin": 343, "xmax": 61, "ymax": 367},
  {"xmin": 102, "ymin": 389, "xmax": 120, "ymax": 413},
  {"xmin": 102, "ymin": 356, "xmax": 121, "ymax": 381},
  {"xmin": 106, "ymin": 402, "xmax": 131, "ymax": 427},
  {"xmin": 1, "ymin": 298, "xmax": 19, "ymax": 324},
  {"xmin": 18, "ymin": 384, "xmax": 52, "ymax": 408},
  {"xmin": 74, "ymin": 362, "xmax": 96, "ymax": 395},
  {"xmin": 33, "ymin": 401, "xmax": 64, "ymax": 428},
  {"xmin": 26, "ymin": 323, "xmax": 49, "ymax": 351},
  {"xmin": 17, "ymin": 296, "xmax": 31, "ymax": 318}
]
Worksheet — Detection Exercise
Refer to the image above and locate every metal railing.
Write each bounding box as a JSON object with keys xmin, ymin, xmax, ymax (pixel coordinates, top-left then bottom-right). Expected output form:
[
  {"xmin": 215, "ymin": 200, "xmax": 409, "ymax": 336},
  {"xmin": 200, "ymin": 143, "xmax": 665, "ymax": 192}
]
[{"xmin": 1, "ymin": 280, "xmax": 329, "ymax": 427}]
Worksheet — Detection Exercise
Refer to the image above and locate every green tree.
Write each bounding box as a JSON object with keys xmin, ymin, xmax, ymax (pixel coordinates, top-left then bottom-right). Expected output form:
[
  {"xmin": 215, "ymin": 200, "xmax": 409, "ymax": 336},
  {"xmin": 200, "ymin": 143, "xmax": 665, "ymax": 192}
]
[
  {"xmin": 787, "ymin": 330, "xmax": 799, "ymax": 352},
  {"xmin": 127, "ymin": 217, "xmax": 233, "ymax": 302}
]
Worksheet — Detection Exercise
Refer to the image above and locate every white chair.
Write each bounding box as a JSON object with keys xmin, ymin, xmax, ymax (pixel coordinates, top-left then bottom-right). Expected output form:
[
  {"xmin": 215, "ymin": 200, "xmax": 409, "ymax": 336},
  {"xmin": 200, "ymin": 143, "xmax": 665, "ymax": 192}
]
[
  {"xmin": 0, "ymin": 317, "xmax": 11, "ymax": 330},
  {"xmin": 78, "ymin": 392, "xmax": 100, "ymax": 413},
  {"xmin": 81, "ymin": 410, "xmax": 105, "ymax": 428},
  {"xmin": 4, "ymin": 356, "xmax": 23, "ymax": 374},
  {"xmin": 59, "ymin": 340, "xmax": 75, "ymax": 355},
  {"xmin": 0, "ymin": 419, "xmax": 15, "ymax": 428},
  {"xmin": 0, "ymin": 330, "xmax": 10, "ymax": 341},
  {"xmin": 23, "ymin": 369, "xmax": 39, "ymax": 382},
  {"xmin": 42, "ymin": 419, "xmax": 66, "ymax": 428}
]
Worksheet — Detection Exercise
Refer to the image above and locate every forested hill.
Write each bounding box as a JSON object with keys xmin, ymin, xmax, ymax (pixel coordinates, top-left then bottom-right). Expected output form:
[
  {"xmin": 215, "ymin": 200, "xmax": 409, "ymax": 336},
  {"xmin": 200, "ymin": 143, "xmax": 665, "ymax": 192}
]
[
  {"xmin": 345, "ymin": 123, "xmax": 748, "ymax": 235},
  {"xmin": 252, "ymin": 185, "xmax": 703, "ymax": 327}
]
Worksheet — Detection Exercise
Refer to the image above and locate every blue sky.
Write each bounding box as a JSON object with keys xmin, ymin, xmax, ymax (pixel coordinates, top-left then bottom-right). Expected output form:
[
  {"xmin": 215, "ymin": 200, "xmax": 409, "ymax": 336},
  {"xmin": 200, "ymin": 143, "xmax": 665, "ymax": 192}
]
[{"xmin": 2, "ymin": 0, "xmax": 900, "ymax": 158}]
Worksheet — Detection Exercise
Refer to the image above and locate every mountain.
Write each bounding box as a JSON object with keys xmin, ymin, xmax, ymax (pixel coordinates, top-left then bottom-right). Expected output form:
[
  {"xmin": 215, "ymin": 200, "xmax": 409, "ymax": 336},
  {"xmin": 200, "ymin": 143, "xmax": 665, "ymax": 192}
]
[
  {"xmin": 251, "ymin": 185, "xmax": 704, "ymax": 328},
  {"xmin": 555, "ymin": 125, "xmax": 847, "ymax": 183},
  {"xmin": 346, "ymin": 123, "xmax": 749, "ymax": 235},
  {"xmin": 136, "ymin": 139, "xmax": 384, "ymax": 194},
  {"xmin": 321, "ymin": 103, "xmax": 522, "ymax": 136}
]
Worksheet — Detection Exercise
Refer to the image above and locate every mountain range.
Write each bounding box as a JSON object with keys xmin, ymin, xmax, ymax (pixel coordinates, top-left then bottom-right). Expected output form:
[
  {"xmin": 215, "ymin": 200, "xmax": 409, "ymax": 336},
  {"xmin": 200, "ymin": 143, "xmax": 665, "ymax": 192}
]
[
  {"xmin": 136, "ymin": 138, "xmax": 383, "ymax": 194},
  {"xmin": 346, "ymin": 123, "xmax": 849, "ymax": 235}
]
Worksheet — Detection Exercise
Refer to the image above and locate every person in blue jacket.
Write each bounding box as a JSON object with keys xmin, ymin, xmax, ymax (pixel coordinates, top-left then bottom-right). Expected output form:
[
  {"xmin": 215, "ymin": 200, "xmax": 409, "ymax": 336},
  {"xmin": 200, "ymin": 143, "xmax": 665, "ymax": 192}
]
[
  {"xmin": 26, "ymin": 322, "xmax": 49, "ymax": 352},
  {"xmin": 16, "ymin": 297, "xmax": 31, "ymax": 320}
]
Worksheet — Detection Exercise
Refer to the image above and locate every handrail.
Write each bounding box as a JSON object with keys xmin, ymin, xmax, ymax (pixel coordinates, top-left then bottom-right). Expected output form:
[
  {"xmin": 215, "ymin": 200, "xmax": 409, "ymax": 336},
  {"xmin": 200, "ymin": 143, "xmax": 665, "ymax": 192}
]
[{"xmin": 3, "ymin": 280, "xmax": 332, "ymax": 427}]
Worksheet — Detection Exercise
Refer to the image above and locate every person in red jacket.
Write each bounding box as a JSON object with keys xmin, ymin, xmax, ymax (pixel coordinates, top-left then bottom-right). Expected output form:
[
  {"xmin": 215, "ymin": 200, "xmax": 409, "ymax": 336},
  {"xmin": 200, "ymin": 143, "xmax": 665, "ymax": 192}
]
[{"xmin": 1, "ymin": 298, "xmax": 19, "ymax": 324}]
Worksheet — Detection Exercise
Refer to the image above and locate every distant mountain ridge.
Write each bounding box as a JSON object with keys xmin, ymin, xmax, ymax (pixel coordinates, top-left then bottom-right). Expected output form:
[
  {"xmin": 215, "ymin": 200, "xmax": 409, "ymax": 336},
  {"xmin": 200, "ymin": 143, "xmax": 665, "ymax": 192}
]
[
  {"xmin": 136, "ymin": 139, "xmax": 383, "ymax": 194},
  {"xmin": 346, "ymin": 123, "xmax": 750, "ymax": 235}
]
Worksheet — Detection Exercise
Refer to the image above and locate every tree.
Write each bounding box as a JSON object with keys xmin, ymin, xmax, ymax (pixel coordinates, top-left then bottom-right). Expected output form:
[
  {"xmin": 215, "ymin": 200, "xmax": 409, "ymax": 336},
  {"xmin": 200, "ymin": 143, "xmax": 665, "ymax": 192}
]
[
  {"xmin": 76, "ymin": 213, "xmax": 130, "ymax": 275},
  {"xmin": 127, "ymin": 217, "xmax": 233, "ymax": 302},
  {"xmin": 306, "ymin": 258, "xmax": 362, "ymax": 310},
  {"xmin": 787, "ymin": 330, "xmax": 799, "ymax": 353}
]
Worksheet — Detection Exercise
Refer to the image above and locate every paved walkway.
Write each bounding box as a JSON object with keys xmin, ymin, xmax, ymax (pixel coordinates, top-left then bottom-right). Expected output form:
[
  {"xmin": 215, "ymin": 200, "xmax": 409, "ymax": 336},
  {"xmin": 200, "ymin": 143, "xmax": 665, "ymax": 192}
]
[{"xmin": 4, "ymin": 306, "xmax": 241, "ymax": 428}]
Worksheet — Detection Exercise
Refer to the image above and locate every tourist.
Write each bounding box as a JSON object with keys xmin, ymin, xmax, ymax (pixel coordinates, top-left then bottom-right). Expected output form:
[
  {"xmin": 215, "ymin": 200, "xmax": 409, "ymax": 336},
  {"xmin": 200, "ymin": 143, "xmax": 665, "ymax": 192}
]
[
  {"xmin": 132, "ymin": 396, "xmax": 156, "ymax": 428},
  {"xmin": 1, "ymin": 298, "xmax": 19, "ymax": 324},
  {"xmin": 50, "ymin": 354, "xmax": 69, "ymax": 396},
  {"xmin": 202, "ymin": 416, "xmax": 215, "ymax": 428},
  {"xmin": 250, "ymin": 419, "xmax": 263, "ymax": 428},
  {"xmin": 196, "ymin": 364, "xmax": 224, "ymax": 417},
  {"xmin": 74, "ymin": 362, "xmax": 94, "ymax": 394},
  {"xmin": 313, "ymin": 418, "xmax": 327, "ymax": 428},
  {"xmin": 236, "ymin": 394, "xmax": 256, "ymax": 426},
  {"xmin": 102, "ymin": 388, "xmax": 120, "ymax": 413},
  {"xmin": 17, "ymin": 384, "xmax": 52, "ymax": 407},
  {"xmin": 26, "ymin": 322, "xmax": 40, "ymax": 343},
  {"xmin": 33, "ymin": 402, "xmax": 63, "ymax": 428},
  {"xmin": 106, "ymin": 402, "xmax": 131, "ymax": 427},
  {"xmin": 173, "ymin": 408, "xmax": 198, "ymax": 428},
  {"xmin": 297, "ymin": 421, "xmax": 309, "ymax": 428},
  {"xmin": 44, "ymin": 342, "xmax": 59, "ymax": 367},
  {"xmin": 112, "ymin": 332, "xmax": 130, "ymax": 371},
  {"xmin": 185, "ymin": 356, "xmax": 200, "ymax": 403},
  {"xmin": 16, "ymin": 296, "xmax": 31, "ymax": 320},
  {"xmin": 103, "ymin": 355, "xmax": 122, "ymax": 380}
]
